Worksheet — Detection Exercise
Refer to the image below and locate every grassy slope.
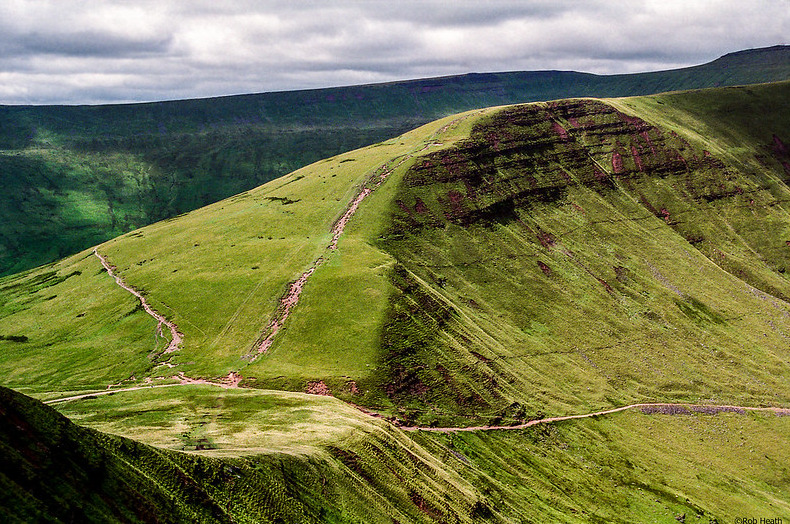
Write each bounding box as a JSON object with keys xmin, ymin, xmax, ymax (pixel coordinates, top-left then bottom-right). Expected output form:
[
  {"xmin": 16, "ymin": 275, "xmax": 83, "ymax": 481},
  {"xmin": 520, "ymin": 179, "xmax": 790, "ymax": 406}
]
[
  {"xmin": 1, "ymin": 46, "xmax": 789, "ymax": 277},
  {"xmin": 415, "ymin": 409, "xmax": 790, "ymax": 522},
  {"xmin": 0, "ymin": 126, "xmax": 394, "ymax": 277},
  {"xmin": 100, "ymin": 110, "xmax": 492, "ymax": 379},
  {"xmin": 0, "ymin": 251, "xmax": 160, "ymax": 394},
  {"xmin": 4, "ymin": 83, "xmax": 790, "ymax": 521},
  {"xmin": 0, "ymin": 110, "xmax": 491, "ymax": 394}
]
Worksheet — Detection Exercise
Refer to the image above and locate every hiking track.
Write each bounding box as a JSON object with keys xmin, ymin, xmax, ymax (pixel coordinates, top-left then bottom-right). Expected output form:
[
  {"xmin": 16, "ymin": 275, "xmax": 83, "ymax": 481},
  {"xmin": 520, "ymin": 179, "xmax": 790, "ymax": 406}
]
[
  {"xmin": 399, "ymin": 402, "xmax": 790, "ymax": 432},
  {"xmin": 44, "ymin": 384, "xmax": 790, "ymax": 433},
  {"xmin": 94, "ymin": 248, "xmax": 184, "ymax": 354}
]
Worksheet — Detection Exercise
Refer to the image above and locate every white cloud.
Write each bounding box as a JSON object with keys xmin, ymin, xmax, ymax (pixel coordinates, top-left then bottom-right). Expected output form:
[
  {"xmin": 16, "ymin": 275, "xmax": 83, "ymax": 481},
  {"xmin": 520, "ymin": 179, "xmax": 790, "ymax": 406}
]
[{"xmin": 0, "ymin": 0, "xmax": 787, "ymax": 104}]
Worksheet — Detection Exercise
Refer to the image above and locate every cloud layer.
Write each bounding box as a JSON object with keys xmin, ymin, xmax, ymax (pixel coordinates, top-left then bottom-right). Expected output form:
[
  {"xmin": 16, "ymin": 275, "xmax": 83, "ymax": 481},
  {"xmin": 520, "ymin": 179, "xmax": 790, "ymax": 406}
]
[{"xmin": 1, "ymin": 0, "xmax": 788, "ymax": 105}]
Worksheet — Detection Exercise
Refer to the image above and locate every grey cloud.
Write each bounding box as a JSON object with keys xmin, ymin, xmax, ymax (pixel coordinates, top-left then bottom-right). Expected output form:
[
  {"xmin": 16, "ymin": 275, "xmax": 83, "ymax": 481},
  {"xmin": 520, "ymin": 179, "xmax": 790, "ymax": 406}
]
[
  {"xmin": 0, "ymin": 0, "xmax": 788, "ymax": 105},
  {"xmin": 357, "ymin": 1, "xmax": 571, "ymax": 27},
  {"xmin": 14, "ymin": 31, "xmax": 172, "ymax": 58}
]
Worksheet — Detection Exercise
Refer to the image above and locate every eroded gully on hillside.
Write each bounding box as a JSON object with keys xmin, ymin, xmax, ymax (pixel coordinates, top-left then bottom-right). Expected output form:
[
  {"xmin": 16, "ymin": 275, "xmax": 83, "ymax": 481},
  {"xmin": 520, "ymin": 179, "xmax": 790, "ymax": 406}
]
[
  {"xmin": 251, "ymin": 112, "xmax": 479, "ymax": 356},
  {"xmin": 251, "ymin": 154, "xmax": 411, "ymax": 355}
]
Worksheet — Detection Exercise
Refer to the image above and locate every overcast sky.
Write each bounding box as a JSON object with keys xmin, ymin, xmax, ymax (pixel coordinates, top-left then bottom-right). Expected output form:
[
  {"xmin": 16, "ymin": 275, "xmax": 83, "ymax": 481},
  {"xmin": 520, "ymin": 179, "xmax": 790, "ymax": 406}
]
[{"xmin": 1, "ymin": 0, "xmax": 788, "ymax": 105}]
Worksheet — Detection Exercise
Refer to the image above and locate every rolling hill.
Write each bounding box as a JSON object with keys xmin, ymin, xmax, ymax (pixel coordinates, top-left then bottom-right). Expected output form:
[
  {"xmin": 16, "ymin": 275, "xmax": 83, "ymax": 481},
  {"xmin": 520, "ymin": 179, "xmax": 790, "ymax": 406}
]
[
  {"xmin": 1, "ymin": 45, "xmax": 789, "ymax": 277},
  {"xmin": 2, "ymin": 80, "xmax": 790, "ymax": 521}
]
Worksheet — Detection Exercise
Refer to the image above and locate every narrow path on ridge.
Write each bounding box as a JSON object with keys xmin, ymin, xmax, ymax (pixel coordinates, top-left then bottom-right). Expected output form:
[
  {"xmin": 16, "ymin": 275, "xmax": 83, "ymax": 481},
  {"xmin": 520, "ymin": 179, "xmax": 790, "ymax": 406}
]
[
  {"xmin": 398, "ymin": 402, "xmax": 790, "ymax": 432},
  {"xmin": 95, "ymin": 248, "xmax": 184, "ymax": 354},
  {"xmin": 43, "ymin": 374, "xmax": 245, "ymax": 405},
  {"xmin": 44, "ymin": 384, "xmax": 790, "ymax": 434}
]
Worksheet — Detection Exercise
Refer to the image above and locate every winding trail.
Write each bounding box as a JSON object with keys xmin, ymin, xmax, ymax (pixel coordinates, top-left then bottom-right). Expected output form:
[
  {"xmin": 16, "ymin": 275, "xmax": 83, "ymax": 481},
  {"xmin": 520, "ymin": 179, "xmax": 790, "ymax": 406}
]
[
  {"xmin": 44, "ymin": 383, "xmax": 790, "ymax": 434},
  {"xmin": 399, "ymin": 402, "xmax": 790, "ymax": 432},
  {"xmin": 95, "ymin": 248, "xmax": 184, "ymax": 354},
  {"xmin": 44, "ymin": 372, "xmax": 243, "ymax": 405},
  {"xmin": 44, "ymin": 383, "xmax": 183, "ymax": 404}
]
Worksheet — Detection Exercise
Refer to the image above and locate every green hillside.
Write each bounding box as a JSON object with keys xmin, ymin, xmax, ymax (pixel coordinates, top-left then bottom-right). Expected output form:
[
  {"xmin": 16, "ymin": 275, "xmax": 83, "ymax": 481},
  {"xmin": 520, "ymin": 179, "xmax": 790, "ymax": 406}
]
[
  {"xmin": 2, "ymin": 81, "xmax": 790, "ymax": 521},
  {"xmin": 1, "ymin": 45, "xmax": 789, "ymax": 276}
]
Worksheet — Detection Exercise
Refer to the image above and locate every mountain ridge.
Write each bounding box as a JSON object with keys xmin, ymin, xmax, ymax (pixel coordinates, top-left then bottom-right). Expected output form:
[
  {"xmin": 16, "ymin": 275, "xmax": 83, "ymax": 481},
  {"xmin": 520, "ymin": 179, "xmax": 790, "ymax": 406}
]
[
  {"xmin": 1, "ymin": 45, "xmax": 789, "ymax": 276},
  {"xmin": 4, "ymin": 44, "xmax": 788, "ymax": 109},
  {"xmin": 3, "ymin": 81, "xmax": 790, "ymax": 420}
]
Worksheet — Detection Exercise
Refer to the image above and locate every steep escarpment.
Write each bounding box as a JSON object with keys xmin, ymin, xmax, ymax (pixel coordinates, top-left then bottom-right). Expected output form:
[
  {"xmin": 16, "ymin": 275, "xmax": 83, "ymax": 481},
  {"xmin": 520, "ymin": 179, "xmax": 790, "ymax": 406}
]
[{"xmin": 374, "ymin": 94, "xmax": 790, "ymax": 426}]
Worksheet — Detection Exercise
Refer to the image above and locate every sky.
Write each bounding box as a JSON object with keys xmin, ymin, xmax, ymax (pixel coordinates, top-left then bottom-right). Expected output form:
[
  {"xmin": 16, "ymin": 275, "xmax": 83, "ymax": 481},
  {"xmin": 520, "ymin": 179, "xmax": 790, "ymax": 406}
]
[{"xmin": 0, "ymin": 0, "xmax": 788, "ymax": 105}]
